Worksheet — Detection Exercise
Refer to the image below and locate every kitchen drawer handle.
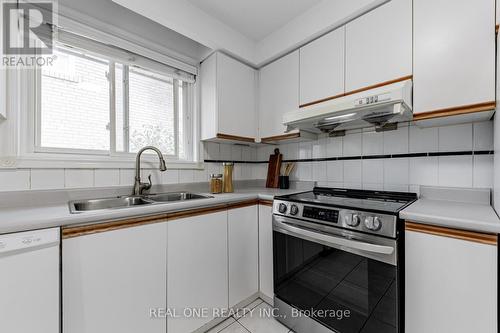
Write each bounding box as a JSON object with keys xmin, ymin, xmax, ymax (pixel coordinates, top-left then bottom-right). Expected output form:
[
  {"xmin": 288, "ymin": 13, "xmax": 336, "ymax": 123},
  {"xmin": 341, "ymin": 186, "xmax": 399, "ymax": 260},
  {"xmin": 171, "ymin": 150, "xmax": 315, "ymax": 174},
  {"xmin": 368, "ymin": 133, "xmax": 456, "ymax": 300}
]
[{"xmin": 273, "ymin": 220, "xmax": 394, "ymax": 255}]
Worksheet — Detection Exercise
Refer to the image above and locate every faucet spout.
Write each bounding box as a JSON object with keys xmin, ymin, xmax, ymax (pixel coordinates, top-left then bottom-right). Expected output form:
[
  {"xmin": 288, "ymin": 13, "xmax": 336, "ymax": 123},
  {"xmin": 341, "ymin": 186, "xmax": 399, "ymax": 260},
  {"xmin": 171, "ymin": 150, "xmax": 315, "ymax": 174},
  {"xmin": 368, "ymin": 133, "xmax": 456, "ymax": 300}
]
[{"xmin": 133, "ymin": 146, "xmax": 167, "ymax": 196}]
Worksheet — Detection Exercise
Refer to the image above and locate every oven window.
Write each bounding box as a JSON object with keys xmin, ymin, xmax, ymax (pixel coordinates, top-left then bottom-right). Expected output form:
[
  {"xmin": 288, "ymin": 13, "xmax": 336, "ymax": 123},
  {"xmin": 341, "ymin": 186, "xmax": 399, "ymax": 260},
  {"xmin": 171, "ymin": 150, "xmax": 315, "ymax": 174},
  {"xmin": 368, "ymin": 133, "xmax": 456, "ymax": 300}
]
[{"xmin": 273, "ymin": 232, "xmax": 398, "ymax": 333}]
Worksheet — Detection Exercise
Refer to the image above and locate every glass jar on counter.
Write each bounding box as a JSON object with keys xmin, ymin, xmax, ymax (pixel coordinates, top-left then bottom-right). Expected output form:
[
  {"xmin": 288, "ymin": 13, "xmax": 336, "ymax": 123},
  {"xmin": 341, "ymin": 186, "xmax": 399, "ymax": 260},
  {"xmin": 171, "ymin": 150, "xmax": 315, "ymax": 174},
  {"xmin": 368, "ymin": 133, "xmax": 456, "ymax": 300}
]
[{"xmin": 209, "ymin": 174, "xmax": 223, "ymax": 194}]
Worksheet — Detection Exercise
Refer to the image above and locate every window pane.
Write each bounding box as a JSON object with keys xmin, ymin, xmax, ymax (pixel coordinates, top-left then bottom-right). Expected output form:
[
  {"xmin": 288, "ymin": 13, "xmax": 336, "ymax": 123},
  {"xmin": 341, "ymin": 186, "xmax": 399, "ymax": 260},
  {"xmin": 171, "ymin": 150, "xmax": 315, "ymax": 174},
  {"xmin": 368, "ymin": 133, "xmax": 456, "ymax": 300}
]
[
  {"xmin": 115, "ymin": 64, "xmax": 125, "ymax": 152},
  {"xmin": 128, "ymin": 67, "xmax": 175, "ymax": 155},
  {"xmin": 40, "ymin": 47, "xmax": 110, "ymax": 150}
]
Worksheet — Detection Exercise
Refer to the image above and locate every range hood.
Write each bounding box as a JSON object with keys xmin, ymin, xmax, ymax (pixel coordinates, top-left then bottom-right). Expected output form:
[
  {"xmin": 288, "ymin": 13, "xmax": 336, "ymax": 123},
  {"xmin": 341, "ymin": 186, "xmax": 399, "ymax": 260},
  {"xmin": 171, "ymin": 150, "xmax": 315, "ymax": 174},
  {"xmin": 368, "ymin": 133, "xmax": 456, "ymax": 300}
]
[{"xmin": 284, "ymin": 79, "xmax": 412, "ymax": 134}]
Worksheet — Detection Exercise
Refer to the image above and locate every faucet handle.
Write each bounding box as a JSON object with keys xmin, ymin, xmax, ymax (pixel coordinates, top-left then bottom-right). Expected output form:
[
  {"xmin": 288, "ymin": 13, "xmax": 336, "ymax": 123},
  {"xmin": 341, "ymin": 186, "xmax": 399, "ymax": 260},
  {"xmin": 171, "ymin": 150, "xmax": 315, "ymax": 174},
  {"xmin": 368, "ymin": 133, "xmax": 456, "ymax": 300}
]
[{"xmin": 146, "ymin": 174, "xmax": 152, "ymax": 189}]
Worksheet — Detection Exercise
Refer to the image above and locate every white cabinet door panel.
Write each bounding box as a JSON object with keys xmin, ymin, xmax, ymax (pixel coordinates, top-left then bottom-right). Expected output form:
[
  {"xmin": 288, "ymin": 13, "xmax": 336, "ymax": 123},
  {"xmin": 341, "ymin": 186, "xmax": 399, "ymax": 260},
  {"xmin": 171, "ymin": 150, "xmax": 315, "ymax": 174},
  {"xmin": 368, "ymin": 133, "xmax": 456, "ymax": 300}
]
[
  {"xmin": 228, "ymin": 205, "xmax": 259, "ymax": 306},
  {"xmin": 258, "ymin": 204, "xmax": 274, "ymax": 300},
  {"xmin": 259, "ymin": 51, "xmax": 299, "ymax": 139},
  {"xmin": 413, "ymin": 0, "xmax": 495, "ymax": 113},
  {"xmin": 167, "ymin": 211, "xmax": 228, "ymax": 333},
  {"xmin": 218, "ymin": 53, "xmax": 257, "ymax": 139},
  {"xmin": 63, "ymin": 222, "xmax": 167, "ymax": 333},
  {"xmin": 405, "ymin": 230, "xmax": 497, "ymax": 333},
  {"xmin": 300, "ymin": 27, "xmax": 345, "ymax": 105},
  {"xmin": 345, "ymin": 0, "xmax": 412, "ymax": 92}
]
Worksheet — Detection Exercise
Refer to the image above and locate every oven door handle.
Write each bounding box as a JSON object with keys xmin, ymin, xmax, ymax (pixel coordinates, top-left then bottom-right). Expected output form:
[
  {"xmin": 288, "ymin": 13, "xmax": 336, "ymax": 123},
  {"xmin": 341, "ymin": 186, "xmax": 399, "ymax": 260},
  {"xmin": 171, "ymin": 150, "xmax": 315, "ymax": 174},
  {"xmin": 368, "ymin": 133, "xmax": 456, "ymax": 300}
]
[{"xmin": 273, "ymin": 219, "xmax": 395, "ymax": 255}]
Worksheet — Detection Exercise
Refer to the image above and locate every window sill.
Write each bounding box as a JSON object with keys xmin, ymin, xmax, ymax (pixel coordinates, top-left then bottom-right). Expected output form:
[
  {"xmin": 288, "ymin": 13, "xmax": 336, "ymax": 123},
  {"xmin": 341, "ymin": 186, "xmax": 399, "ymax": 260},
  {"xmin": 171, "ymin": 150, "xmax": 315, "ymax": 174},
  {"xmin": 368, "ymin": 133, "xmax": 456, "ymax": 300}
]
[{"xmin": 0, "ymin": 154, "xmax": 204, "ymax": 170}]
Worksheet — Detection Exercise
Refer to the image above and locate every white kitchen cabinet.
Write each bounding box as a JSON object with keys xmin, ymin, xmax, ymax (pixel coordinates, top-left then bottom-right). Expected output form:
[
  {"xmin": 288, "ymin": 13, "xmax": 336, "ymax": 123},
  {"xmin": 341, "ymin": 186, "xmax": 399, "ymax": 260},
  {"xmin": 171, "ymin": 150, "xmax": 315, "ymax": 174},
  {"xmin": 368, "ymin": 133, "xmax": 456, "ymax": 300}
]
[
  {"xmin": 258, "ymin": 203, "xmax": 274, "ymax": 301},
  {"xmin": 228, "ymin": 205, "xmax": 259, "ymax": 306},
  {"xmin": 167, "ymin": 211, "xmax": 228, "ymax": 333},
  {"xmin": 299, "ymin": 27, "xmax": 345, "ymax": 106},
  {"xmin": 413, "ymin": 0, "xmax": 495, "ymax": 115},
  {"xmin": 201, "ymin": 52, "xmax": 257, "ymax": 142},
  {"xmin": 405, "ymin": 226, "xmax": 497, "ymax": 333},
  {"xmin": 345, "ymin": 0, "xmax": 412, "ymax": 92},
  {"xmin": 63, "ymin": 222, "xmax": 167, "ymax": 333},
  {"xmin": 258, "ymin": 50, "xmax": 299, "ymax": 140}
]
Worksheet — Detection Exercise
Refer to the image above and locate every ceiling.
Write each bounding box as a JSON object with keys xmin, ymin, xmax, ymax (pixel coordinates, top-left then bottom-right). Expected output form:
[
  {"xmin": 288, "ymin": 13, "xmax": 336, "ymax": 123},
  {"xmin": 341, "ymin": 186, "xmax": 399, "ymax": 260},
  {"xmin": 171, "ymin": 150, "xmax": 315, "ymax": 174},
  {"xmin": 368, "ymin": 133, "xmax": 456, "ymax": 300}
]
[{"xmin": 186, "ymin": 0, "xmax": 324, "ymax": 41}]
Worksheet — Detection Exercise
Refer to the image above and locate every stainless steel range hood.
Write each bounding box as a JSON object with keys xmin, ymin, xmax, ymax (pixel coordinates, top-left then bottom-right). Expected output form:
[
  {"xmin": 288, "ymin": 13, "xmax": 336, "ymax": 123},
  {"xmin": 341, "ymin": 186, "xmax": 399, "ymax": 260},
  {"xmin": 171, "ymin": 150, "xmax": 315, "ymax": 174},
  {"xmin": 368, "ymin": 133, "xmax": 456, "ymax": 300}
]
[{"xmin": 283, "ymin": 79, "xmax": 412, "ymax": 134}]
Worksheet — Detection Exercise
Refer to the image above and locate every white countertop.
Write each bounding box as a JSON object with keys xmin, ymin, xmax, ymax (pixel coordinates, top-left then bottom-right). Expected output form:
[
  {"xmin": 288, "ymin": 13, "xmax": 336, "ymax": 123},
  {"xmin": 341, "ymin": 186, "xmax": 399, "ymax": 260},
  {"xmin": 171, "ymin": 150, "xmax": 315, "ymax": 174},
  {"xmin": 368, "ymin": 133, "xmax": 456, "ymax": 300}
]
[
  {"xmin": 400, "ymin": 186, "xmax": 500, "ymax": 234},
  {"xmin": 0, "ymin": 186, "xmax": 306, "ymax": 234}
]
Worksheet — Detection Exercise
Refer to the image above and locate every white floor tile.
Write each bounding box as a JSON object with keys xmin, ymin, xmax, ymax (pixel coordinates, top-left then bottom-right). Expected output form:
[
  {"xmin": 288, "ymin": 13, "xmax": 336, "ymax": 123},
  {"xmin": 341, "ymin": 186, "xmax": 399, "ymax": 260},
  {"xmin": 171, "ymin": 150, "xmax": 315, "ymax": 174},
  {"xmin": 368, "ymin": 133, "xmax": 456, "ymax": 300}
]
[
  {"xmin": 220, "ymin": 321, "xmax": 249, "ymax": 333},
  {"xmin": 237, "ymin": 303, "xmax": 289, "ymax": 333},
  {"xmin": 234, "ymin": 299, "xmax": 263, "ymax": 319},
  {"xmin": 206, "ymin": 317, "xmax": 236, "ymax": 333}
]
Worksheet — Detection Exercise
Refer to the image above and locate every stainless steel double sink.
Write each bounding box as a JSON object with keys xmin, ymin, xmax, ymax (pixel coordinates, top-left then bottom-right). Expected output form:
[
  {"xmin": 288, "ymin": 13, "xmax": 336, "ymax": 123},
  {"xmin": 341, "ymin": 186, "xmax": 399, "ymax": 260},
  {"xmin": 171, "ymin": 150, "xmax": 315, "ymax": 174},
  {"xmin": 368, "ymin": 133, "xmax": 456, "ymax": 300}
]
[{"xmin": 69, "ymin": 192, "xmax": 212, "ymax": 213}]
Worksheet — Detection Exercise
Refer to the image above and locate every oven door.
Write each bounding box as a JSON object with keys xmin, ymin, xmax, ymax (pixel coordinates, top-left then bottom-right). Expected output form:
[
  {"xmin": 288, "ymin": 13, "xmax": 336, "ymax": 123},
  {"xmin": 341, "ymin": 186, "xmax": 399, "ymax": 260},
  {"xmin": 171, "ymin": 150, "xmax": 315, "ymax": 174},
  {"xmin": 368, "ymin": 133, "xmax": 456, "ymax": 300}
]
[{"xmin": 273, "ymin": 215, "xmax": 400, "ymax": 333}]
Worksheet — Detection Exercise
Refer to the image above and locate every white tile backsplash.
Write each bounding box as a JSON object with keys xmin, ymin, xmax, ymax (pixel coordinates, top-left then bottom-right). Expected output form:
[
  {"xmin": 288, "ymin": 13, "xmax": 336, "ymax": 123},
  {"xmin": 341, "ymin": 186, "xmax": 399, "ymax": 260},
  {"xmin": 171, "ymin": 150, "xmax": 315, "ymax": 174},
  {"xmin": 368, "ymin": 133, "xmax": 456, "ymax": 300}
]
[
  {"xmin": 65, "ymin": 169, "xmax": 94, "ymax": 189},
  {"xmin": 178, "ymin": 169, "xmax": 194, "ymax": 183},
  {"xmin": 384, "ymin": 158, "xmax": 409, "ymax": 185},
  {"xmin": 326, "ymin": 136, "xmax": 343, "ymax": 157},
  {"xmin": 299, "ymin": 142, "xmax": 312, "ymax": 159},
  {"xmin": 312, "ymin": 161, "xmax": 327, "ymax": 182},
  {"xmin": 312, "ymin": 137, "xmax": 327, "ymax": 158},
  {"xmin": 119, "ymin": 169, "xmax": 135, "ymax": 186},
  {"xmin": 344, "ymin": 160, "xmax": 362, "ymax": 183},
  {"xmin": 162, "ymin": 169, "xmax": 179, "ymax": 184},
  {"xmin": 220, "ymin": 144, "xmax": 232, "ymax": 160},
  {"xmin": 94, "ymin": 169, "xmax": 120, "ymax": 187},
  {"xmin": 31, "ymin": 169, "xmax": 65, "ymax": 190},
  {"xmin": 409, "ymin": 157, "xmax": 439, "ymax": 186},
  {"xmin": 383, "ymin": 125, "xmax": 409, "ymax": 154},
  {"xmin": 473, "ymin": 121, "xmax": 494, "ymax": 151},
  {"xmin": 343, "ymin": 132, "xmax": 362, "ymax": 156},
  {"xmin": 473, "ymin": 155, "xmax": 493, "ymax": 188},
  {"xmin": 230, "ymin": 145, "xmax": 242, "ymax": 161},
  {"xmin": 409, "ymin": 125, "xmax": 438, "ymax": 153},
  {"xmin": 438, "ymin": 123, "xmax": 473, "ymax": 152},
  {"xmin": 438, "ymin": 156, "xmax": 473, "ymax": 187},
  {"xmin": 362, "ymin": 159, "xmax": 384, "ymax": 184},
  {"xmin": 362, "ymin": 130, "xmax": 383, "ymax": 155},
  {"xmin": 0, "ymin": 169, "xmax": 30, "ymax": 191},
  {"xmin": 327, "ymin": 161, "xmax": 343, "ymax": 182}
]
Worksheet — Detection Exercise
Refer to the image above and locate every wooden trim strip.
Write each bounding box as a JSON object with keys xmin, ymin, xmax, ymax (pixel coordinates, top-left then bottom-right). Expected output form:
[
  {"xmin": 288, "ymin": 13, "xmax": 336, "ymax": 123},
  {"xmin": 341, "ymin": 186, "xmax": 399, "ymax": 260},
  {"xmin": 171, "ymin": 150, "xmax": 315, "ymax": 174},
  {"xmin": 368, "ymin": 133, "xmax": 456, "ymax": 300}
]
[
  {"xmin": 258, "ymin": 199, "xmax": 274, "ymax": 207},
  {"xmin": 496, "ymin": 24, "xmax": 499, "ymax": 34},
  {"xmin": 405, "ymin": 221, "xmax": 498, "ymax": 246},
  {"xmin": 299, "ymin": 75, "xmax": 413, "ymax": 108},
  {"xmin": 63, "ymin": 199, "xmax": 266, "ymax": 238},
  {"xmin": 261, "ymin": 132, "xmax": 301, "ymax": 143},
  {"xmin": 62, "ymin": 213, "xmax": 168, "ymax": 239},
  {"xmin": 216, "ymin": 133, "xmax": 255, "ymax": 143},
  {"xmin": 413, "ymin": 101, "xmax": 496, "ymax": 121}
]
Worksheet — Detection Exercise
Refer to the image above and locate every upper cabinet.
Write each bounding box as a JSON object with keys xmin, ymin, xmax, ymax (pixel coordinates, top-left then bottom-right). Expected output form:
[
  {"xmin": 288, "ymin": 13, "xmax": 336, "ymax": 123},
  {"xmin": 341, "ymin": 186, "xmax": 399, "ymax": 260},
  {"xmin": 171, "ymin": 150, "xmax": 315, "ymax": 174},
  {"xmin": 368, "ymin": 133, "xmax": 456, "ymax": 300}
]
[
  {"xmin": 299, "ymin": 27, "xmax": 345, "ymax": 106},
  {"xmin": 258, "ymin": 50, "xmax": 299, "ymax": 141},
  {"xmin": 345, "ymin": 0, "xmax": 412, "ymax": 92},
  {"xmin": 413, "ymin": 0, "xmax": 495, "ymax": 117},
  {"xmin": 201, "ymin": 52, "xmax": 257, "ymax": 143}
]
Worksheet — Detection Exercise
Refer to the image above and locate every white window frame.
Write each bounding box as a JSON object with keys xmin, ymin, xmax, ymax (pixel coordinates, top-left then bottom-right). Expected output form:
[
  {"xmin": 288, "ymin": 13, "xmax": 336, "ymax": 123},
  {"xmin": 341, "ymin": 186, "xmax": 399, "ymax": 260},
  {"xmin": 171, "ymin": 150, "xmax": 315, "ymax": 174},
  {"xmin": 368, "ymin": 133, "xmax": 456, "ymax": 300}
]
[{"xmin": 6, "ymin": 24, "xmax": 202, "ymax": 169}]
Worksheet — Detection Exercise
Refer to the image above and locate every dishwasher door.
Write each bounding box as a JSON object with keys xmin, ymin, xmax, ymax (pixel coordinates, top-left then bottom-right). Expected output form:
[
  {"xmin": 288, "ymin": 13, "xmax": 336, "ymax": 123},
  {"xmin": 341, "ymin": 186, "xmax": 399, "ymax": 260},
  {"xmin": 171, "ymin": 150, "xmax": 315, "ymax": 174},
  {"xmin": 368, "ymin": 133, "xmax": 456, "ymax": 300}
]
[{"xmin": 0, "ymin": 227, "xmax": 60, "ymax": 333}]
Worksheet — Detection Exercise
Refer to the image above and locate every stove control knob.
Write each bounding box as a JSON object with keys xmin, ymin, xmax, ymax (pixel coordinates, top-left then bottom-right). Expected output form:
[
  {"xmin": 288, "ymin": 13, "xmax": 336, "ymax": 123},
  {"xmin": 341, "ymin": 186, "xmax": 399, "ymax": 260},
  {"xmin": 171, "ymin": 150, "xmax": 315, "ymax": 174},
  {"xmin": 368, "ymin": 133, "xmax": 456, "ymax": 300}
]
[
  {"xmin": 345, "ymin": 214, "xmax": 360, "ymax": 227},
  {"xmin": 364, "ymin": 216, "xmax": 375, "ymax": 230},
  {"xmin": 290, "ymin": 204, "xmax": 299, "ymax": 216},
  {"xmin": 278, "ymin": 203, "xmax": 288, "ymax": 214},
  {"xmin": 372, "ymin": 217, "xmax": 382, "ymax": 231}
]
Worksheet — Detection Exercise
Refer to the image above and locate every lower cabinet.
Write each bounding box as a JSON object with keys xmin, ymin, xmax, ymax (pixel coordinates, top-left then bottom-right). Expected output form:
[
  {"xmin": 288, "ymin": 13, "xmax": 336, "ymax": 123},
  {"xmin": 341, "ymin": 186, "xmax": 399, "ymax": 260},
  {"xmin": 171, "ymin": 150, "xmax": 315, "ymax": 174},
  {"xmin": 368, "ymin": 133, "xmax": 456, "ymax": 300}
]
[
  {"xmin": 62, "ymin": 222, "xmax": 167, "ymax": 333},
  {"xmin": 258, "ymin": 203, "xmax": 274, "ymax": 301},
  {"xmin": 228, "ymin": 205, "xmax": 259, "ymax": 307},
  {"xmin": 167, "ymin": 210, "xmax": 229, "ymax": 333},
  {"xmin": 405, "ymin": 224, "xmax": 497, "ymax": 333}
]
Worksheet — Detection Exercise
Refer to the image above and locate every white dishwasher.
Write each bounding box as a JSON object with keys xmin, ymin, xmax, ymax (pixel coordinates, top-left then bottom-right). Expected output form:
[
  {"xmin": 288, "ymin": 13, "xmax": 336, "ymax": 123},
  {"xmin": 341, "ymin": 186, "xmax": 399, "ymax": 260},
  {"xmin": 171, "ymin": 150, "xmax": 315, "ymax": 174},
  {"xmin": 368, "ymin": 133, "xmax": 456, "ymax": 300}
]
[{"xmin": 0, "ymin": 227, "xmax": 60, "ymax": 333}]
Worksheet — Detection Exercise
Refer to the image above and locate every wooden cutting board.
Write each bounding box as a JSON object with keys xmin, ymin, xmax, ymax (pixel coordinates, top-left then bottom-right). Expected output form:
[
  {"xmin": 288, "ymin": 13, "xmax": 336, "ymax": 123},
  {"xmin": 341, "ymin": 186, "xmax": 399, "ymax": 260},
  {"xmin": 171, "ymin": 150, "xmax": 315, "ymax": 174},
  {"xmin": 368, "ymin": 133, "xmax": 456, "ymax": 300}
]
[{"xmin": 266, "ymin": 148, "xmax": 282, "ymax": 188}]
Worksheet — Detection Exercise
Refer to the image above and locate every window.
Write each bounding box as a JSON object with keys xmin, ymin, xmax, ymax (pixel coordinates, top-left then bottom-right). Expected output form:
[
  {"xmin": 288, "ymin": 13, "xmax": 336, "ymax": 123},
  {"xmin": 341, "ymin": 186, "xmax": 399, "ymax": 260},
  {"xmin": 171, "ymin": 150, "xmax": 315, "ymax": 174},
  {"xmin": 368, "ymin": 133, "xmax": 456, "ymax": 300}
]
[{"xmin": 34, "ymin": 39, "xmax": 195, "ymax": 161}]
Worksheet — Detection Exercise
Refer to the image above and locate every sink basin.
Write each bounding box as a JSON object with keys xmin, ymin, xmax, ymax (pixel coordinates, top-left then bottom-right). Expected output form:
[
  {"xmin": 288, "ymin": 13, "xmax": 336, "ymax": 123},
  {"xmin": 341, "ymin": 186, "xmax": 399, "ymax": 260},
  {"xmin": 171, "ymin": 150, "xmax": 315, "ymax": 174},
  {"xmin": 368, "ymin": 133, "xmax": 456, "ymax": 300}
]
[
  {"xmin": 69, "ymin": 192, "xmax": 213, "ymax": 213},
  {"xmin": 146, "ymin": 192, "xmax": 211, "ymax": 203},
  {"xmin": 69, "ymin": 196, "xmax": 153, "ymax": 213}
]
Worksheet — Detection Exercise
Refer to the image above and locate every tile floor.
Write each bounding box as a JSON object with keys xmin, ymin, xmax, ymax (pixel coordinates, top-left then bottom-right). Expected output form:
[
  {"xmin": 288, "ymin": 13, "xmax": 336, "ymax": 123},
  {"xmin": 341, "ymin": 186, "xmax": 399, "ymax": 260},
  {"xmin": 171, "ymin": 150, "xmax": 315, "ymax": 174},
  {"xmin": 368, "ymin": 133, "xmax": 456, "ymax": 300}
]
[{"xmin": 206, "ymin": 299, "xmax": 293, "ymax": 333}]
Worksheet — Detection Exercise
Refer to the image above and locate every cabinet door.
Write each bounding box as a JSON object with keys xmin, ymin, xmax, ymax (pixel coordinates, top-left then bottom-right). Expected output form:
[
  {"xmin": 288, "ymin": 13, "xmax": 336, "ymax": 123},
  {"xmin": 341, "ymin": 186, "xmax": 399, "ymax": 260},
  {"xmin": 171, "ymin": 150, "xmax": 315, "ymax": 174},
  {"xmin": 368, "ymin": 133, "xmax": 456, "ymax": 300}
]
[
  {"xmin": 167, "ymin": 211, "xmax": 228, "ymax": 333},
  {"xmin": 228, "ymin": 205, "xmax": 258, "ymax": 306},
  {"xmin": 405, "ymin": 229, "xmax": 497, "ymax": 333},
  {"xmin": 258, "ymin": 204, "xmax": 274, "ymax": 300},
  {"xmin": 200, "ymin": 53, "xmax": 217, "ymax": 140},
  {"xmin": 345, "ymin": 0, "xmax": 412, "ymax": 92},
  {"xmin": 414, "ymin": 0, "xmax": 495, "ymax": 114},
  {"xmin": 218, "ymin": 53, "xmax": 257, "ymax": 139},
  {"xmin": 300, "ymin": 27, "xmax": 345, "ymax": 106},
  {"xmin": 258, "ymin": 51, "xmax": 299, "ymax": 139},
  {"xmin": 63, "ymin": 222, "xmax": 167, "ymax": 333}
]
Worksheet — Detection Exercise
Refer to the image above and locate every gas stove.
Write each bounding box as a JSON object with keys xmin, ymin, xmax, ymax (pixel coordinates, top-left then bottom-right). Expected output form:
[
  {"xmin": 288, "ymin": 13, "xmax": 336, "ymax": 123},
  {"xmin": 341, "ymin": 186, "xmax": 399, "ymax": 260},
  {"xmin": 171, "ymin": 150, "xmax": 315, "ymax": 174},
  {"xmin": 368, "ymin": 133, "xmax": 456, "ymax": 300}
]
[{"xmin": 273, "ymin": 187, "xmax": 417, "ymax": 239}]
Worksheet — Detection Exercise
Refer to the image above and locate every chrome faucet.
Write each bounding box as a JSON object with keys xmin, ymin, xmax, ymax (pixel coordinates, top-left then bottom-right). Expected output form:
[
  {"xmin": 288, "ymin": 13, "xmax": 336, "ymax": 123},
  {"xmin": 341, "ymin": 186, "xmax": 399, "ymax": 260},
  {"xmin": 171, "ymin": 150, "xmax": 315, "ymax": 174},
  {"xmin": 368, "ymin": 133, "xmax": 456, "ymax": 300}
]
[{"xmin": 133, "ymin": 146, "xmax": 167, "ymax": 196}]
